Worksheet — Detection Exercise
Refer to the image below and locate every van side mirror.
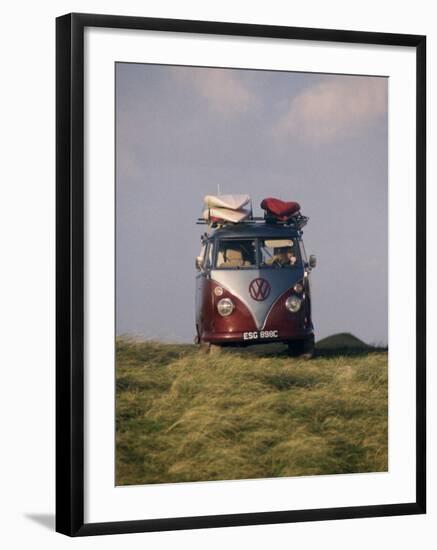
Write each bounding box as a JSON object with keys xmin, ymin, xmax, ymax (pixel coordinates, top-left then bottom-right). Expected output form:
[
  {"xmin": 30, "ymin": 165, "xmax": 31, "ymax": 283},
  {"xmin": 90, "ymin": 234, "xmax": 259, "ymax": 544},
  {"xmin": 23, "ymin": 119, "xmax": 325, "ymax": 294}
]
[
  {"xmin": 195, "ymin": 256, "xmax": 203, "ymax": 270},
  {"xmin": 309, "ymin": 254, "xmax": 317, "ymax": 269}
]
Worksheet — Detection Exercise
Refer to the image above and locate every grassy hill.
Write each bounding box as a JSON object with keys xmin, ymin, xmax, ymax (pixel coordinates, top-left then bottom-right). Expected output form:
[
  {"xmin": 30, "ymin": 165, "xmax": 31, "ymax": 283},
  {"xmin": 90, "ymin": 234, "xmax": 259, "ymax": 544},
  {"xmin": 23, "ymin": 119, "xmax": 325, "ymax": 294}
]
[{"xmin": 116, "ymin": 338, "xmax": 388, "ymax": 486}]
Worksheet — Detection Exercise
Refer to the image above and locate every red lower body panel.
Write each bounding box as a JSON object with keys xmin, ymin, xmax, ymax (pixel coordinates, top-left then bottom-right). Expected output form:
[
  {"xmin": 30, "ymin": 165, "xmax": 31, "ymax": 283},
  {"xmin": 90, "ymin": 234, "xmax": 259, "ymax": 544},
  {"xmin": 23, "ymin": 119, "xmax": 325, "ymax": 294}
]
[{"xmin": 199, "ymin": 280, "xmax": 313, "ymax": 345}]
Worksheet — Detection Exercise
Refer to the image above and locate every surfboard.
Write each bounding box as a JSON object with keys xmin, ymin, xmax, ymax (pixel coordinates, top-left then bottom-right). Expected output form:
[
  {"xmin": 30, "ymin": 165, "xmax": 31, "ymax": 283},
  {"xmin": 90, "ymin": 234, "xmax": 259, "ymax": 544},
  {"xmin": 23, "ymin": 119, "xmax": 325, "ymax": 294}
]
[
  {"xmin": 204, "ymin": 194, "xmax": 251, "ymax": 211},
  {"xmin": 202, "ymin": 206, "xmax": 251, "ymax": 223},
  {"xmin": 260, "ymin": 197, "xmax": 301, "ymax": 220}
]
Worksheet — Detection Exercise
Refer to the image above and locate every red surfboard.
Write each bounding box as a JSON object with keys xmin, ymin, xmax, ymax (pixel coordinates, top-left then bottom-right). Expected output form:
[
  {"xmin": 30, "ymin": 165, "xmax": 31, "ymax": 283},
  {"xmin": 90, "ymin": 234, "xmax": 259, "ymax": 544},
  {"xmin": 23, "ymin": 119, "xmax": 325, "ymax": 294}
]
[{"xmin": 260, "ymin": 197, "xmax": 301, "ymax": 220}]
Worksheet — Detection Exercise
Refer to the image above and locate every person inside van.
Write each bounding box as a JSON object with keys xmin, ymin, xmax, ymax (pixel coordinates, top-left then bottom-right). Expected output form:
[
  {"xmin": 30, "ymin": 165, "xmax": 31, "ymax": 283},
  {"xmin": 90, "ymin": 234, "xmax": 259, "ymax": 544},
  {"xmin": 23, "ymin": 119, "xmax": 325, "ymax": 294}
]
[{"xmin": 269, "ymin": 246, "xmax": 296, "ymax": 267}]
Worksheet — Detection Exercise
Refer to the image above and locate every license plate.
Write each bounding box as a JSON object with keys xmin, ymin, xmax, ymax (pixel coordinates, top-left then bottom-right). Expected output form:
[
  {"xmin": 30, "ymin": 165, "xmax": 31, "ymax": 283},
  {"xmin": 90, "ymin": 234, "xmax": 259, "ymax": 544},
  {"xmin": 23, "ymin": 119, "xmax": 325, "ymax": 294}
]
[{"xmin": 243, "ymin": 330, "xmax": 279, "ymax": 341}]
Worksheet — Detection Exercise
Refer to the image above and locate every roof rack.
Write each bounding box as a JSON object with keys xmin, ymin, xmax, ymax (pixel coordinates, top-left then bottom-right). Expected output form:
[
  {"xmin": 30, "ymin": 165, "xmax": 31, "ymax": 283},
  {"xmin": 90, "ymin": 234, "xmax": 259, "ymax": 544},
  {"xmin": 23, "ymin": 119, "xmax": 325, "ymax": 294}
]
[{"xmin": 197, "ymin": 212, "xmax": 309, "ymax": 230}]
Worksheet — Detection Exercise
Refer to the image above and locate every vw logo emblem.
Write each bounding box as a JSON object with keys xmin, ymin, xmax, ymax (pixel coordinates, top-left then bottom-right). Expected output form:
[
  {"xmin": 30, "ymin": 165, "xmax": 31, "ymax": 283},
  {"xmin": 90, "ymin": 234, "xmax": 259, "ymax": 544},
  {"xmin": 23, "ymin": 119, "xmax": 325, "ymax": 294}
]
[{"xmin": 249, "ymin": 278, "xmax": 271, "ymax": 301}]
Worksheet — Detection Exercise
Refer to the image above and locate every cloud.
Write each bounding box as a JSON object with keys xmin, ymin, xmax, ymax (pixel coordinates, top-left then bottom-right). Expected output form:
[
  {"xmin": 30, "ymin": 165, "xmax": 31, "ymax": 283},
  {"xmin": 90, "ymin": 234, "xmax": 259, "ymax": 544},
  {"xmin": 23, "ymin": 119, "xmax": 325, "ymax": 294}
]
[
  {"xmin": 274, "ymin": 76, "xmax": 387, "ymax": 144},
  {"xmin": 175, "ymin": 67, "xmax": 257, "ymax": 115}
]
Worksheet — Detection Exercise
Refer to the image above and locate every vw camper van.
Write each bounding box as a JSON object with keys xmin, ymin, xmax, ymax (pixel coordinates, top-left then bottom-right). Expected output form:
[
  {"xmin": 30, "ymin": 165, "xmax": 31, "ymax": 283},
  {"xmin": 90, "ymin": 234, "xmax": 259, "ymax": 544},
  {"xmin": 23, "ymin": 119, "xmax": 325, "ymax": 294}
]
[{"xmin": 195, "ymin": 196, "xmax": 316, "ymax": 357}]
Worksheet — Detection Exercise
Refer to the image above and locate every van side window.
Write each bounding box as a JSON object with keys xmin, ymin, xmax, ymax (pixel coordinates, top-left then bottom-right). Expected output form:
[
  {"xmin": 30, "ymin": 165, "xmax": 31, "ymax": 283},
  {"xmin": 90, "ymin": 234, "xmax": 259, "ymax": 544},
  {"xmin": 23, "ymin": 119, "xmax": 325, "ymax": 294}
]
[
  {"xmin": 198, "ymin": 242, "xmax": 207, "ymax": 268},
  {"xmin": 205, "ymin": 242, "xmax": 213, "ymax": 268},
  {"xmin": 299, "ymin": 239, "xmax": 308, "ymax": 263}
]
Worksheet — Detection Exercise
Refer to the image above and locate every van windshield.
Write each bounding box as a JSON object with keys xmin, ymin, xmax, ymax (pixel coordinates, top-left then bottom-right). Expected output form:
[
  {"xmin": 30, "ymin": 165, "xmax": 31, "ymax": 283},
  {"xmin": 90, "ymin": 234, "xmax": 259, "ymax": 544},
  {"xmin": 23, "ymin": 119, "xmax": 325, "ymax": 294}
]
[
  {"xmin": 259, "ymin": 238, "xmax": 299, "ymax": 268},
  {"xmin": 213, "ymin": 237, "xmax": 300, "ymax": 269},
  {"xmin": 215, "ymin": 239, "xmax": 257, "ymax": 269}
]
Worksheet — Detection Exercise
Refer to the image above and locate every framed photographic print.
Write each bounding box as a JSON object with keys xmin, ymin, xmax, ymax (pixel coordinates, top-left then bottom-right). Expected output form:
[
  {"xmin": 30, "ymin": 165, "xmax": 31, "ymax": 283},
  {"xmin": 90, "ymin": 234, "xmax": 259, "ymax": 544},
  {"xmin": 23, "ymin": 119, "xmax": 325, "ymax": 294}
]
[{"xmin": 56, "ymin": 13, "xmax": 426, "ymax": 536}]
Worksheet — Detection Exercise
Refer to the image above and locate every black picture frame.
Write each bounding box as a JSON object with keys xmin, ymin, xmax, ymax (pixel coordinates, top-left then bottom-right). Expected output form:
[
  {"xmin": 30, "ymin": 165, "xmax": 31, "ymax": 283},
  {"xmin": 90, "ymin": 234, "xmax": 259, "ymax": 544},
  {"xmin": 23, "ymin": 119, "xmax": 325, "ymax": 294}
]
[{"xmin": 56, "ymin": 12, "xmax": 426, "ymax": 537}]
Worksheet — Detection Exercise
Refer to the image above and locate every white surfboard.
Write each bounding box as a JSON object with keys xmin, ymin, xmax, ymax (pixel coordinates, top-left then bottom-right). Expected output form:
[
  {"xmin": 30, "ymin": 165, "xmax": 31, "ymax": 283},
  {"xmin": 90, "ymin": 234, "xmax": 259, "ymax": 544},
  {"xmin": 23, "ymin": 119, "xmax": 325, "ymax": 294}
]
[
  {"xmin": 203, "ymin": 206, "xmax": 251, "ymax": 223},
  {"xmin": 204, "ymin": 194, "xmax": 251, "ymax": 211}
]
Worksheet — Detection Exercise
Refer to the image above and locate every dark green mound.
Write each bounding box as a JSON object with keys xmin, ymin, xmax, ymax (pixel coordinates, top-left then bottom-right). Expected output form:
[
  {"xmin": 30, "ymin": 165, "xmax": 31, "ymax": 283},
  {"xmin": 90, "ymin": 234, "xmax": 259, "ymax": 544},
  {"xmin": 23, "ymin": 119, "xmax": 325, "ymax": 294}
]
[{"xmin": 316, "ymin": 333, "xmax": 369, "ymax": 350}]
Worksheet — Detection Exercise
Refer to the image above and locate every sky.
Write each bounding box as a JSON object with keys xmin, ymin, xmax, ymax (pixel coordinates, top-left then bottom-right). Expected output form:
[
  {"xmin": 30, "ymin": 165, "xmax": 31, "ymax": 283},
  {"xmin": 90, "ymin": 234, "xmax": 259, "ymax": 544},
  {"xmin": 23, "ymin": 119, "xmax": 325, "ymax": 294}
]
[{"xmin": 116, "ymin": 63, "xmax": 388, "ymax": 345}]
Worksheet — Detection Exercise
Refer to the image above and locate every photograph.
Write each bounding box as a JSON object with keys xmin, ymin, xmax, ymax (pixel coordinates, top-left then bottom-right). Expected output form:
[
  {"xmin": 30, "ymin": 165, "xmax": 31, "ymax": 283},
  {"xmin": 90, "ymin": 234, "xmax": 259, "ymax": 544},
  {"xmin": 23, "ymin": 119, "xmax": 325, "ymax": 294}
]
[
  {"xmin": 115, "ymin": 62, "xmax": 389, "ymax": 486},
  {"xmin": 0, "ymin": 0, "xmax": 429, "ymax": 543}
]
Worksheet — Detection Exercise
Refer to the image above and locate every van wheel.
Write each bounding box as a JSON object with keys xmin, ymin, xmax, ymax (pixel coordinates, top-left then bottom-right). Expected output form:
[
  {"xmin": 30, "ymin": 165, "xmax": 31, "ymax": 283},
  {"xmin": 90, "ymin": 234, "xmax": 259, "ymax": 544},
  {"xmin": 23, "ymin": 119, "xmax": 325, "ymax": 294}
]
[
  {"xmin": 198, "ymin": 342, "xmax": 221, "ymax": 354},
  {"xmin": 208, "ymin": 344, "xmax": 222, "ymax": 355},
  {"xmin": 198, "ymin": 342, "xmax": 209, "ymax": 352},
  {"xmin": 288, "ymin": 335, "xmax": 315, "ymax": 359}
]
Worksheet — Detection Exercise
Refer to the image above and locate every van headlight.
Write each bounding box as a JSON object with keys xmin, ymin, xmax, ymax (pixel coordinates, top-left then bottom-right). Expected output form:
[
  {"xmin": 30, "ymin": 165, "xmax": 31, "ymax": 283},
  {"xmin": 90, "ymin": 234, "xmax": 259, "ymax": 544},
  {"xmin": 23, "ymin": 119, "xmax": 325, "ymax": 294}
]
[
  {"xmin": 217, "ymin": 298, "xmax": 235, "ymax": 317},
  {"xmin": 285, "ymin": 295, "xmax": 302, "ymax": 313}
]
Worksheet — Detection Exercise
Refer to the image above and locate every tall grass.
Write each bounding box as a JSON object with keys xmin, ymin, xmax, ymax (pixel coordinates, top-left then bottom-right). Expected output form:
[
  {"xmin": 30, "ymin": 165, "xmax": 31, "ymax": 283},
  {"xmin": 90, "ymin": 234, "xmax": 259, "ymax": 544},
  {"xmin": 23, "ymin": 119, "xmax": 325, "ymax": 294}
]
[{"xmin": 116, "ymin": 339, "xmax": 388, "ymax": 485}]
